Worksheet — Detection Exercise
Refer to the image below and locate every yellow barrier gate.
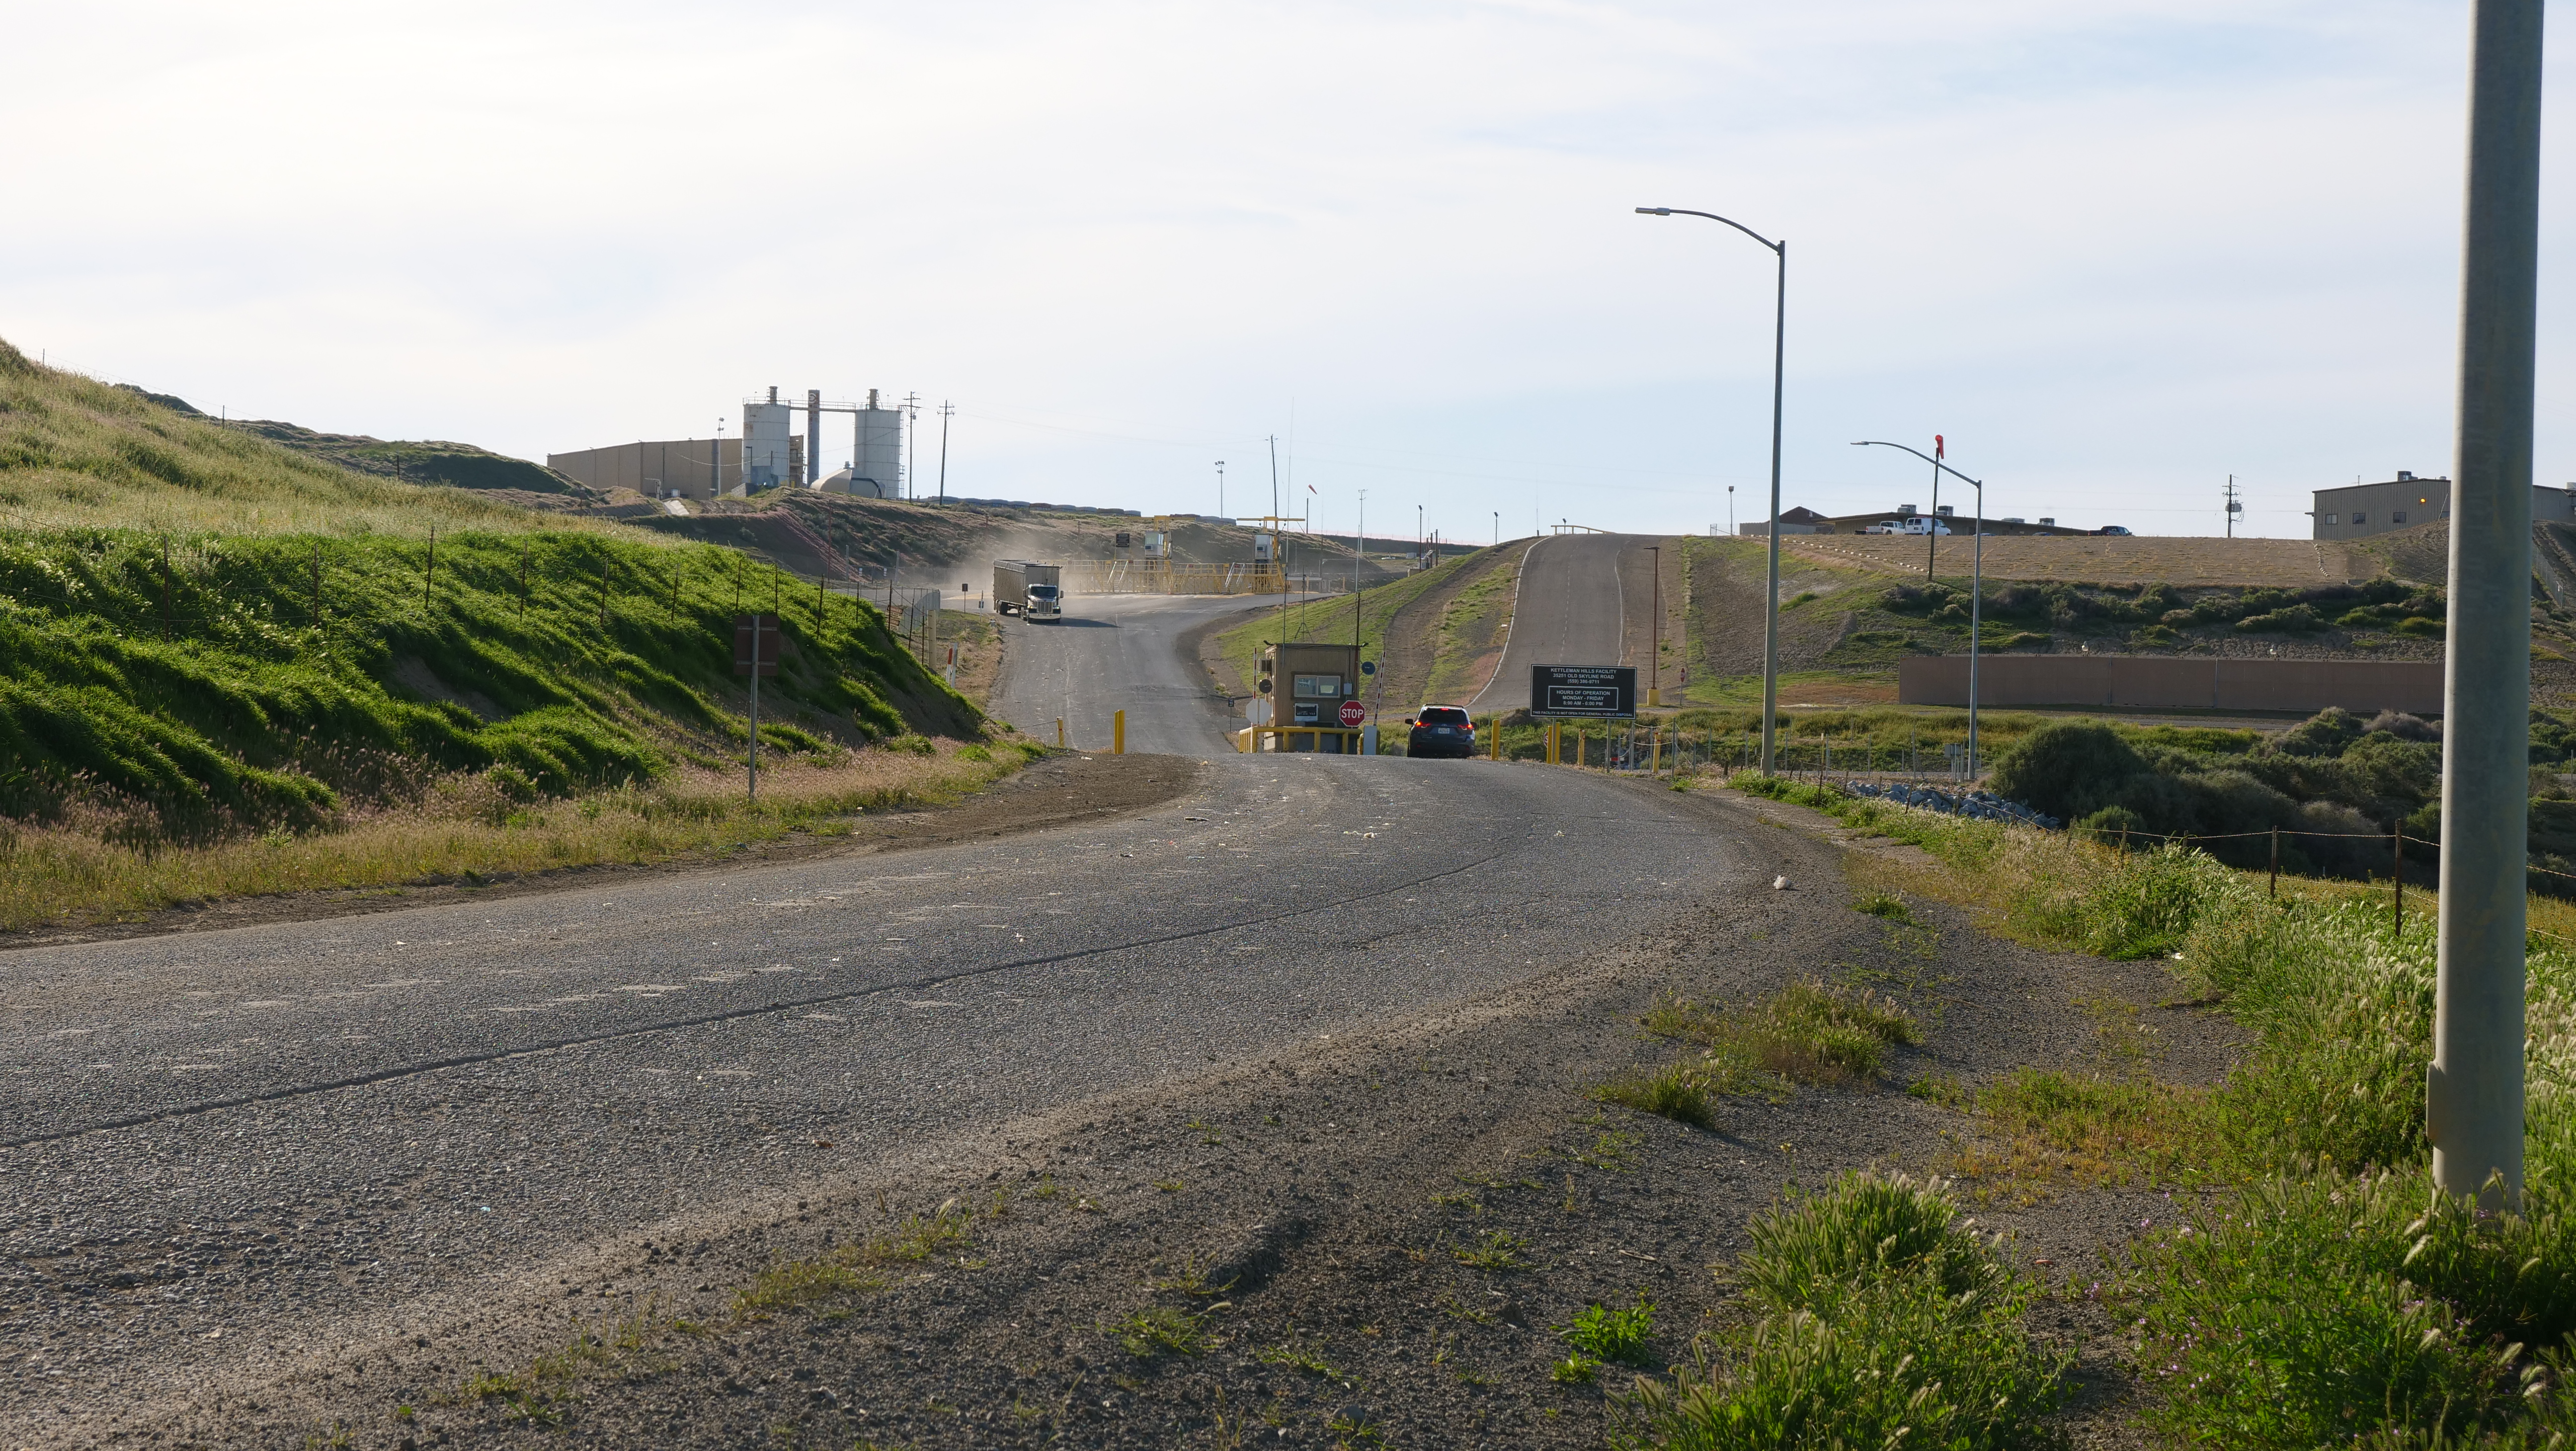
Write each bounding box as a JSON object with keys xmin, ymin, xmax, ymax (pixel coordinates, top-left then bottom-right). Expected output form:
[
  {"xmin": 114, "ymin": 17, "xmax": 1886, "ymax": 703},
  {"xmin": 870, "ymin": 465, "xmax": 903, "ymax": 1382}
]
[{"xmin": 1233, "ymin": 726, "xmax": 1365, "ymax": 754}]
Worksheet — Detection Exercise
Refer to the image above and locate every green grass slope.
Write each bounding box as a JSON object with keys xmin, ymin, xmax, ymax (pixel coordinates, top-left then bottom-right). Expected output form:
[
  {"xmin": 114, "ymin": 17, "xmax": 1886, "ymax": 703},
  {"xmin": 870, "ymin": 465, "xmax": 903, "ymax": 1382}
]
[
  {"xmin": 0, "ymin": 339, "xmax": 594, "ymax": 538},
  {"xmin": 0, "ymin": 339, "xmax": 983, "ymax": 844}
]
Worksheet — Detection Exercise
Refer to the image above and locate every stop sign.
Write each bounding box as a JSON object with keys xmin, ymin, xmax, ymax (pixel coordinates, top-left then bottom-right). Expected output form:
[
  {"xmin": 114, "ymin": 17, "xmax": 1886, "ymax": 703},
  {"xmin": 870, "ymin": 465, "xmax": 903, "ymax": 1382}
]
[{"xmin": 1338, "ymin": 700, "xmax": 1367, "ymax": 727}]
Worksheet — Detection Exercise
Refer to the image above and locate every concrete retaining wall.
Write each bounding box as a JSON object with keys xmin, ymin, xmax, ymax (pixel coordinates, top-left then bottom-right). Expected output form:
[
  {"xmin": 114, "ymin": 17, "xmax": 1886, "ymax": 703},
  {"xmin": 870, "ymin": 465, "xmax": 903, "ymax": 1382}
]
[{"xmin": 1896, "ymin": 654, "xmax": 2443, "ymax": 715}]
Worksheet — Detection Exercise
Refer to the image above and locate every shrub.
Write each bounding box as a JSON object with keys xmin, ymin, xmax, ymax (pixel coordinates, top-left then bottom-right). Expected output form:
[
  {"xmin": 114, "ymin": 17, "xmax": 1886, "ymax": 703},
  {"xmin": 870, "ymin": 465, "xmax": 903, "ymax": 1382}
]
[{"xmin": 1988, "ymin": 720, "xmax": 2149, "ymax": 822}]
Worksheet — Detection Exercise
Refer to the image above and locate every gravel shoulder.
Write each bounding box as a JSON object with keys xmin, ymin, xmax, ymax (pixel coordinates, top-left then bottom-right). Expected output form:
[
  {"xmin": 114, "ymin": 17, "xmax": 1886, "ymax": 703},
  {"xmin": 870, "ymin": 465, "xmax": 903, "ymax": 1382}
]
[{"xmin": 132, "ymin": 780, "xmax": 2246, "ymax": 1450}]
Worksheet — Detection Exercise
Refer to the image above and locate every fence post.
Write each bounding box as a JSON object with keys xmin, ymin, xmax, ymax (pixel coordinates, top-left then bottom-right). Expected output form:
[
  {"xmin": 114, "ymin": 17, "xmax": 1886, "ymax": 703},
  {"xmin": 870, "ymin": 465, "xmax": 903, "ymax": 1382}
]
[
  {"xmin": 425, "ymin": 526, "xmax": 436, "ymax": 615},
  {"xmin": 2270, "ymin": 826, "xmax": 2280, "ymax": 899},
  {"xmin": 2394, "ymin": 825, "xmax": 2406, "ymax": 935},
  {"xmin": 160, "ymin": 536, "xmax": 172, "ymax": 638}
]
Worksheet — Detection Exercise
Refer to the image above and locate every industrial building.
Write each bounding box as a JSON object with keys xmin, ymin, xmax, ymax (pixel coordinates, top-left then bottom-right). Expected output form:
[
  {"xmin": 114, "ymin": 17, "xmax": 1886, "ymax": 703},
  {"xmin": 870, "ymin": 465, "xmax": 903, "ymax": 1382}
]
[
  {"xmin": 548, "ymin": 386, "xmax": 905, "ymax": 502},
  {"xmin": 2310, "ymin": 473, "xmax": 2576, "ymax": 540}
]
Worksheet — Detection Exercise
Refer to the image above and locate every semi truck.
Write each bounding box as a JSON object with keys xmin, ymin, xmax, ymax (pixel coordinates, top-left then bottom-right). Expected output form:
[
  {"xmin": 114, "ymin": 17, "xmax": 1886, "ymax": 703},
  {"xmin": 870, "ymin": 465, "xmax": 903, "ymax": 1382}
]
[{"xmin": 992, "ymin": 560, "xmax": 1064, "ymax": 622}]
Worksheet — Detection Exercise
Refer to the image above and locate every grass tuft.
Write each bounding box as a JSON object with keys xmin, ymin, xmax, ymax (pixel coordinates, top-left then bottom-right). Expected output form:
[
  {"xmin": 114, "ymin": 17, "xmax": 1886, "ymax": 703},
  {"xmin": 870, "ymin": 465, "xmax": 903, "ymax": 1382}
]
[
  {"xmin": 1613, "ymin": 1172, "xmax": 2066, "ymax": 1451},
  {"xmin": 1110, "ymin": 1305, "xmax": 1209, "ymax": 1358},
  {"xmin": 1454, "ymin": 1229, "xmax": 1530, "ymax": 1274},
  {"xmin": 1562, "ymin": 1296, "xmax": 1657, "ymax": 1367}
]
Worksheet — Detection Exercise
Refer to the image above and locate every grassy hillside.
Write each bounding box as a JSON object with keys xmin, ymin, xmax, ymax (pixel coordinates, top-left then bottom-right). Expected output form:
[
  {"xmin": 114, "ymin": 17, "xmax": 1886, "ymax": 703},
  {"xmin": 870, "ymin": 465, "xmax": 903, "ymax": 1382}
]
[
  {"xmin": 0, "ymin": 339, "xmax": 607, "ymax": 538},
  {"xmin": 0, "ymin": 528, "xmax": 979, "ymax": 842},
  {"xmin": 0, "ymin": 339, "xmax": 985, "ymax": 854}
]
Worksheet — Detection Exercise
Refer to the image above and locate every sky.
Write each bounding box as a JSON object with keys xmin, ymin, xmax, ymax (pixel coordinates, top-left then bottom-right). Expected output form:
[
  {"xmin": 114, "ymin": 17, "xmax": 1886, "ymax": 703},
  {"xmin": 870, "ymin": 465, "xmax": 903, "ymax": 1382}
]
[{"xmin": 3, "ymin": 0, "xmax": 2570, "ymax": 542}]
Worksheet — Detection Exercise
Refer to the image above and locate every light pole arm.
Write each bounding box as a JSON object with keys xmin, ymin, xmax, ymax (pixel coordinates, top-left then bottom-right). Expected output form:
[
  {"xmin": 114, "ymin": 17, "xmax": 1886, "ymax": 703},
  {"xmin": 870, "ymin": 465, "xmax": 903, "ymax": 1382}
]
[
  {"xmin": 1636, "ymin": 207, "xmax": 1782, "ymax": 255},
  {"xmin": 1851, "ymin": 440, "xmax": 1983, "ymax": 491}
]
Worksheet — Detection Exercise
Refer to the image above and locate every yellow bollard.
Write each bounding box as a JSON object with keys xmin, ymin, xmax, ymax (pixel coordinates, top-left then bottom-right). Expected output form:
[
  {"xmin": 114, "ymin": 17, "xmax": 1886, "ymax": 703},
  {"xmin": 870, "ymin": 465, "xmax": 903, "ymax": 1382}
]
[
  {"xmin": 1056, "ymin": 718, "xmax": 1066, "ymax": 748},
  {"xmin": 1114, "ymin": 709, "xmax": 1126, "ymax": 755},
  {"xmin": 1489, "ymin": 715, "xmax": 1499, "ymax": 761},
  {"xmin": 1652, "ymin": 726, "xmax": 1662, "ymax": 775}
]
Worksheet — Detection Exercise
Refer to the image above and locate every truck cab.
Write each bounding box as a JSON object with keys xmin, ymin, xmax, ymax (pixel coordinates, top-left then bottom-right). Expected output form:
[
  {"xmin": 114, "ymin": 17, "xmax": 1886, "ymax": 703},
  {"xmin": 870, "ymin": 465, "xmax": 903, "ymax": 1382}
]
[{"xmin": 1025, "ymin": 583, "xmax": 1062, "ymax": 621}]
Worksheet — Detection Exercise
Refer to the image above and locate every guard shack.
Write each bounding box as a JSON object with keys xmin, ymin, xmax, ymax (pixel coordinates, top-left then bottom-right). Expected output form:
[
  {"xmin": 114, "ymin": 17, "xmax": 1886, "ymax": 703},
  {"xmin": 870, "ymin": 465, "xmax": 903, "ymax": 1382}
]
[{"xmin": 1238, "ymin": 641, "xmax": 1363, "ymax": 753}]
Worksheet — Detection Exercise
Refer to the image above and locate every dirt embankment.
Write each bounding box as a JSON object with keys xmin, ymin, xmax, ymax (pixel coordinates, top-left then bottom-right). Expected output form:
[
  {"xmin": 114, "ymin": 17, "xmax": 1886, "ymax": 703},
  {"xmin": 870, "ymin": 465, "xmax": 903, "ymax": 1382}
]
[
  {"xmin": 154, "ymin": 782, "xmax": 2244, "ymax": 1451},
  {"xmin": 1680, "ymin": 538, "xmax": 1860, "ymax": 693},
  {"xmin": 0, "ymin": 754, "xmax": 1195, "ymax": 954},
  {"xmin": 1377, "ymin": 541, "xmax": 1530, "ymax": 708}
]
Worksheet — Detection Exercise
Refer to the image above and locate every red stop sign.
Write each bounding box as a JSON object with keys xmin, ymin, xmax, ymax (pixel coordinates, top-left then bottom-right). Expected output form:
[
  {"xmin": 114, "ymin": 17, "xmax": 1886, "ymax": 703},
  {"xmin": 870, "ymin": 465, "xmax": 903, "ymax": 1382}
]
[{"xmin": 1338, "ymin": 700, "xmax": 1368, "ymax": 727}]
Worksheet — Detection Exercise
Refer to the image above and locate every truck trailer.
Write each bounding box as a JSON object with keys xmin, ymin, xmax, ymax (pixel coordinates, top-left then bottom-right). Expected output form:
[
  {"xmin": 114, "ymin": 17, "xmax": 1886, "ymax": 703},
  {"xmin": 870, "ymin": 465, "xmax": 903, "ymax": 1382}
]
[{"xmin": 992, "ymin": 560, "xmax": 1064, "ymax": 622}]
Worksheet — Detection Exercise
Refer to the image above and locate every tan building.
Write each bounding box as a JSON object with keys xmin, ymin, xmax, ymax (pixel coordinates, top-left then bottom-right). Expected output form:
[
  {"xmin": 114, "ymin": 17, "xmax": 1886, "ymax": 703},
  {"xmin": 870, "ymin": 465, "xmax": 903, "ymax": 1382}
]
[
  {"xmin": 550, "ymin": 438, "xmax": 741, "ymax": 500},
  {"xmin": 2311, "ymin": 473, "xmax": 2576, "ymax": 540}
]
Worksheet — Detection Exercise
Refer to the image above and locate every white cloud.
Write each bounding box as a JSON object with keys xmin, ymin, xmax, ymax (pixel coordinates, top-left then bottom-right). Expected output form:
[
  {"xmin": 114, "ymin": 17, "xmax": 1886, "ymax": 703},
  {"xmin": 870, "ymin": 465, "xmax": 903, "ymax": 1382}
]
[{"xmin": 2, "ymin": 0, "xmax": 2562, "ymax": 538}]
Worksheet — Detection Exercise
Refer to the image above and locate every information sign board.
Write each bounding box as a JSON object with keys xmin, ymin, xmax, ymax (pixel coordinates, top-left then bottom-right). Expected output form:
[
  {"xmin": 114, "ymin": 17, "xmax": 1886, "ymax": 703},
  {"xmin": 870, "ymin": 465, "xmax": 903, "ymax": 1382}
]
[
  {"xmin": 733, "ymin": 614, "xmax": 782, "ymax": 677},
  {"xmin": 1530, "ymin": 664, "xmax": 1635, "ymax": 718}
]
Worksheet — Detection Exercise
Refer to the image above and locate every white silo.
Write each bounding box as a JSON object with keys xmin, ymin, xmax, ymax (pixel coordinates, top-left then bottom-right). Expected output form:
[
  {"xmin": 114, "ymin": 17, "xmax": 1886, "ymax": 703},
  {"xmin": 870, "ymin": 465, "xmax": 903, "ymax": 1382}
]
[
  {"xmin": 741, "ymin": 389, "xmax": 794, "ymax": 492},
  {"xmin": 849, "ymin": 387, "xmax": 903, "ymax": 498}
]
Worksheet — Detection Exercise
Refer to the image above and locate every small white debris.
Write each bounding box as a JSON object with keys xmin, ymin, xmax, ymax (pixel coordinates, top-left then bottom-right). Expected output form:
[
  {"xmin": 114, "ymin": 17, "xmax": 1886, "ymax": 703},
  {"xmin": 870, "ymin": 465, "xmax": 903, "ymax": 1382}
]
[{"xmin": 1773, "ymin": 875, "xmax": 1791, "ymax": 891}]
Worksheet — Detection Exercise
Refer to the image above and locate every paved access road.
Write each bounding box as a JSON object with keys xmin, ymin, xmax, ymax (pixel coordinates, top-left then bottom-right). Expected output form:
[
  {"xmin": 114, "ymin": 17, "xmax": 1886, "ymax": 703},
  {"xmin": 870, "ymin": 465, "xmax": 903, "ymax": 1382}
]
[
  {"xmin": 0, "ymin": 591, "xmax": 1756, "ymax": 1441},
  {"xmin": 984, "ymin": 592, "xmax": 1274, "ymax": 753},
  {"xmin": 1467, "ymin": 532, "xmax": 1641, "ymax": 712}
]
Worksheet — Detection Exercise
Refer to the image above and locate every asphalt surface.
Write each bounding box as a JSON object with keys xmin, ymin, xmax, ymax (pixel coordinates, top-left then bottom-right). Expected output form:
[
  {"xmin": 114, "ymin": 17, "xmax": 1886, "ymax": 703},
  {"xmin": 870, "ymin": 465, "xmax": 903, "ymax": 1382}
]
[
  {"xmin": 1466, "ymin": 532, "xmax": 1636, "ymax": 711},
  {"xmin": 983, "ymin": 592, "xmax": 1275, "ymax": 753},
  {"xmin": 0, "ymin": 592, "xmax": 1764, "ymax": 1444}
]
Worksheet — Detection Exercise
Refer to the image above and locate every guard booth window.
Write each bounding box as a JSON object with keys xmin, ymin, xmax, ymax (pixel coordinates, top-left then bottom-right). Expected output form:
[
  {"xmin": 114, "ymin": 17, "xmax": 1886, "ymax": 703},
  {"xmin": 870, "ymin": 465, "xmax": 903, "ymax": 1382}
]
[{"xmin": 1293, "ymin": 674, "xmax": 1344, "ymax": 697}]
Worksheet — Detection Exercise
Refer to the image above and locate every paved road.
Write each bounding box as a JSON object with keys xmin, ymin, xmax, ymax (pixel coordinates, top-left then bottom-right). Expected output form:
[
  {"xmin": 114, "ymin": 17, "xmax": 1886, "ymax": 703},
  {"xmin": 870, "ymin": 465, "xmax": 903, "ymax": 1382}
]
[
  {"xmin": 1467, "ymin": 533, "xmax": 1638, "ymax": 712},
  {"xmin": 0, "ymin": 589, "xmax": 1763, "ymax": 1440},
  {"xmin": 985, "ymin": 592, "xmax": 1276, "ymax": 753}
]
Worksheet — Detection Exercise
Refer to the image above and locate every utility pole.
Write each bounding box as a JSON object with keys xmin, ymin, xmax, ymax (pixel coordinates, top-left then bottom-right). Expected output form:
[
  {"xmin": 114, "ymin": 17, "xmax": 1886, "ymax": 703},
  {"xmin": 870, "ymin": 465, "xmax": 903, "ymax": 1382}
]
[
  {"xmin": 1649, "ymin": 544, "xmax": 1662, "ymax": 708},
  {"xmin": 1215, "ymin": 460, "xmax": 1225, "ymax": 518},
  {"xmin": 2224, "ymin": 474, "xmax": 2242, "ymax": 538},
  {"xmin": 2432, "ymin": 0, "xmax": 2542, "ymax": 1211},
  {"xmin": 1925, "ymin": 437, "xmax": 1944, "ymax": 580},
  {"xmin": 1728, "ymin": 485, "xmax": 1735, "ymax": 536},
  {"xmin": 937, "ymin": 401, "xmax": 954, "ymax": 503},
  {"xmin": 1355, "ymin": 489, "xmax": 1366, "ymax": 645},
  {"xmin": 903, "ymin": 393, "xmax": 921, "ymax": 500},
  {"xmin": 806, "ymin": 389, "xmax": 822, "ymax": 485},
  {"xmin": 1271, "ymin": 435, "xmax": 1286, "ymax": 641}
]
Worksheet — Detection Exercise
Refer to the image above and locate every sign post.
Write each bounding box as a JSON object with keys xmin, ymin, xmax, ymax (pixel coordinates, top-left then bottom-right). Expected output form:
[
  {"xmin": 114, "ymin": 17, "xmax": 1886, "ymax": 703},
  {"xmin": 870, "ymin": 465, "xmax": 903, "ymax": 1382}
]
[{"xmin": 733, "ymin": 613, "xmax": 781, "ymax": 801}]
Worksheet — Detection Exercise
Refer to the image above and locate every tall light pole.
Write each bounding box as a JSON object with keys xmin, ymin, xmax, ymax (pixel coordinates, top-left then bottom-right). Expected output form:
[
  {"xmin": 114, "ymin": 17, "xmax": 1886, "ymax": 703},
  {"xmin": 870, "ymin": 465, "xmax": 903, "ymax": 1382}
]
[
  {"xmin": 1216, "ymin": 460, "xmax": 1225, "ymax": 518},
  {"xmin": 1638, "ymin": 205, "xmax": 1787, "ymax": 772},
  {"xmin": 937, "ymin": 401, "xmax": 954, "ymax": 503},
  {"xmin": 2433, "ymin": 0, "xmax": 2543, "ymax": 1210},
  {"xmin": 1854, "ymin": 440, "xmax": 1985, "ymax": 774}
]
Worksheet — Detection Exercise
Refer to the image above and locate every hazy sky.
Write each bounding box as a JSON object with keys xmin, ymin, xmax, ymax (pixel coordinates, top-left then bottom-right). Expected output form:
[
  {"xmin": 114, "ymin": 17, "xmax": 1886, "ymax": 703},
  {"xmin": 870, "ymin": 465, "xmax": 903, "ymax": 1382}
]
[{"xmin": 5, "ymin": 1, "xmax": 2569, "ymax": 540}]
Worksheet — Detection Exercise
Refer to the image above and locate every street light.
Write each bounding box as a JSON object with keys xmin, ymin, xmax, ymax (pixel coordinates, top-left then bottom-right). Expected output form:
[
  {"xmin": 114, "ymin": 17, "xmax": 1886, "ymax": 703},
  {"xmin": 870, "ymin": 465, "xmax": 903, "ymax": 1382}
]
[
  {"xmin": 1637, "ymin": 205, "xmax": 1787, "ymax": 772},
  {"xmin": 1853, "ymin": 440, "xmax": 1986, "ymax": 776}
]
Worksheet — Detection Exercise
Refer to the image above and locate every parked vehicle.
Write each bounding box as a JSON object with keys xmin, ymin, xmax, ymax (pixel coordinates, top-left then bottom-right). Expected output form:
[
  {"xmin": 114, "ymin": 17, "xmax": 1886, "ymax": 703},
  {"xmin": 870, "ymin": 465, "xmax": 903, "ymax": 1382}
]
[
  {"xmin": 1405, "ymin": 706, "xmax": 1477, "ymax": 758},
  {"xmin": 992, "ymin": 560, "xmax": 1064, "ymax": 621},
  {"xmin": 2093, "ymin": 525, "xmax": 2132, "ymax": 536}
]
